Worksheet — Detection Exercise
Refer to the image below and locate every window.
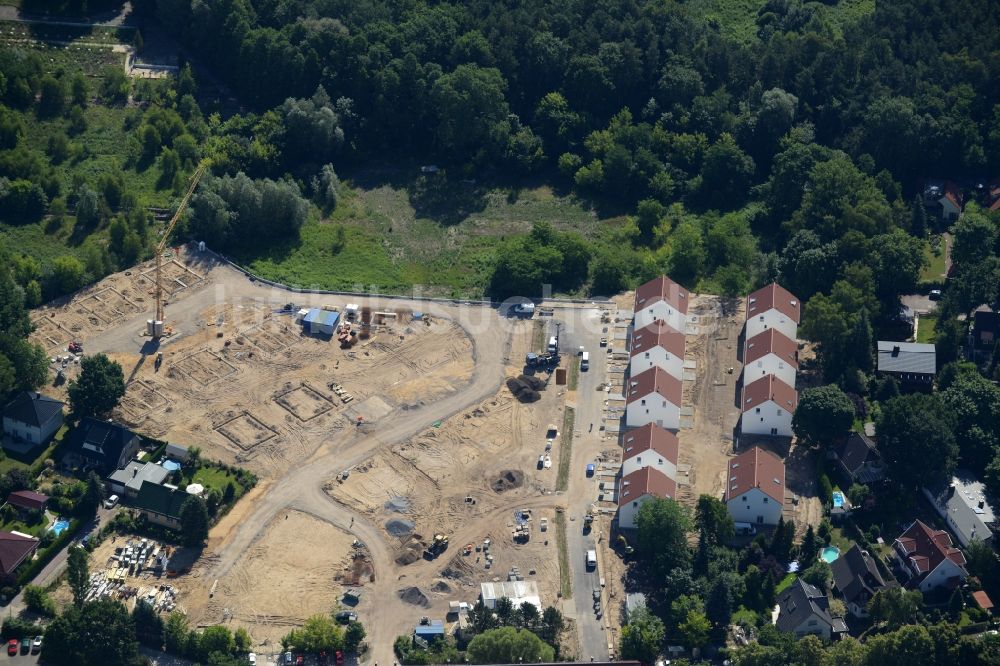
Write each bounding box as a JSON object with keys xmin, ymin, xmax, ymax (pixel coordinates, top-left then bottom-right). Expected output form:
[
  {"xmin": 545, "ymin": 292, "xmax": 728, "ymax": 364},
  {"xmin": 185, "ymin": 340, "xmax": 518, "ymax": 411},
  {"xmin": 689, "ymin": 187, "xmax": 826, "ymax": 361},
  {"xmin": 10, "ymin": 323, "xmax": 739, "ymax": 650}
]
[
  {"xmin": 641, "ymin": 399, "xmax": 646, "ymax": 406},
  {"xmin": 759, "ymin": 316, "xmax": 764, "ymax": 322},
  {"xmin": 644, "ymin": 352, "xmax": 650, "ymax": 359},
  {"xmin": 777, "ymin": 409, "xmax": 783, "ymax": 416},
  {"xmin": 757, "ymin": 515, "xmax": 763, "ymax": 523},
  {"xmin": 755, "ymin": 407, "xmax": 761, "ymax": 414},
  {"xmin": 763, "ymin": 497, "xmax": 768, "ymax": 503},
  {"xmin": 633, "ymin": 502, "xmax": 638, "ymax": 508}
]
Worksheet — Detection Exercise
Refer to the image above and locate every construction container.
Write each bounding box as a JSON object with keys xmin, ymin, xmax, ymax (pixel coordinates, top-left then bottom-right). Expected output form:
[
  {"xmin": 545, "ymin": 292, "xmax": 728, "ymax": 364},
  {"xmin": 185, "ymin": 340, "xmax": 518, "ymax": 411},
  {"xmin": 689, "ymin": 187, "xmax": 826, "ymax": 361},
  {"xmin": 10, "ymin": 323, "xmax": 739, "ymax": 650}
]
[
  {"xmin": 147, "ymin": 320, "xmax": 165, "ymax": 337},
  {"xmin": 555, "ymin": 368, "xmax": 567, "ymax": 385}
]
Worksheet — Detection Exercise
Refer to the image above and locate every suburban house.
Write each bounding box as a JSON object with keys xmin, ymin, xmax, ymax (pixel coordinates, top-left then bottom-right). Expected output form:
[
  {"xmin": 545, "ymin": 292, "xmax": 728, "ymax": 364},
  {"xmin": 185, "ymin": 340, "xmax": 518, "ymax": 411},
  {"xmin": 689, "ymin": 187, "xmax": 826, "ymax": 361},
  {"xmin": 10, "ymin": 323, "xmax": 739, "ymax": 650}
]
[
  {"xmin": 831, "ymin": 544, "xmax": 893, "ymax": 617},
  {"xmin": 633, "ymin": 275, "xmax": 689, "ymax": 332},
  {"xmin": 774, "ymin": 577, "xmax": 847, "ymax": 640},
  {"xmin": 922, "ymin": 179, "xmax": 963, "ymax": 223},
  {"xmin": 625, "ymin": 366, "xmax": 682, "ymax": 430},
  {"xmin": 740, "ymin": 374, "xmax": 797, "ymax": 437},
  {"xmin": 973, "ymin": 591, "xmax": 995, "ymax": 616},
  {"xmin": 724, "ymin": 446, "xmax": 785, "ymax": 526},
  {"xmin": 629, "ymin": 320, "xmax": 686, "ymax": 379},
  {"xmin": 831, "ymin": 432, "xmax": 886, "ymax": 486},
  {"xmin": 2, "ymin": 391, "xmax": 65, "ymax": 447},
  {"xmin": 617, "ymin": 467, "xmax": 676, "ymax": 530},
  {"xmin": 742, "ymin": 328, "xmax": 798, "ymax": 388},
  {"xmin": 66, "ymin": 418, "xmax": 142, "ymax": 475},
  {"xmin": 0, "ymin": 531, "xmax": 40, "ymax": 582},
  {"xmin": 107, "ymin": 461, "xmax": 170, "ymax": 500},
  {"xmin": 620, "ymin": 423, "xmax": 679, "ymax": 480},
  {"xmin": 876, "ymin": 341, "xmax": 936, "ymax": 388},
  {"xmin": 745, "ymin": 282, "xmax": 800, "ymax": 341},
  {"xmin": 974, "ymin": 310, "xmax": 999, "ymax": 349},
  {"xmin": 922, "ymin": 471, "xmax": 996, "ymax": 548},
  {"xmin": 135, "ymin": 480, "xmax": 188, "ymax": 530},
  {"xmin": 893, "ymin": 519, "xmax": 968, "ymax": 592},
  {"xmin": 6, "ymin": 490, "xmax": 49, "ymax": 516}
]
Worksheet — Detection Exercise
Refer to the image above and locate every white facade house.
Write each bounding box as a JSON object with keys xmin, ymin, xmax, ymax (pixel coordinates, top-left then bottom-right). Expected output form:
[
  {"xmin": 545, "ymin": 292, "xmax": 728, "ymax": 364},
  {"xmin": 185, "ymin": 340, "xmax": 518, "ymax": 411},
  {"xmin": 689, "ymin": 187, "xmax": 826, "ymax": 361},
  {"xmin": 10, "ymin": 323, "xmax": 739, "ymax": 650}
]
[
  {"xmin": 625, "ymin": 366, "xmax": 682, "ymax": 431},
  {"xmin": 724, "ymin": 446, "xmax": 785, "ymax": 526},
  {"xmin": 740, "ymin": 374, "xmax": 797, "ymax": 437},
  {"xmin": 620, "ymin": 423, "xmax": 678, "ymax": 480},
  {"xmin": 893, "ymin": 519, "xmax": 968, "ymax": 592},
  {"xmin": 617, "ymin": 467, "xmax": 676, "ymax": 530},
  {"xmin": 742, "ymin": 328, "xmax": 798, "ymax": 388},
  {"xmin": 629, "ymin": 320, "xmax": 686, "ymax": 380},
  {"xmin": 2, "ymin": 392, "xmax": 64, "ymax": 447},
  {"xmin": 745, "ymin": 282, "xmax": 800, "ymax": 341},
  {"xmin": 633, "ymin": 275, "xmax": 689, "ymax": 332}
]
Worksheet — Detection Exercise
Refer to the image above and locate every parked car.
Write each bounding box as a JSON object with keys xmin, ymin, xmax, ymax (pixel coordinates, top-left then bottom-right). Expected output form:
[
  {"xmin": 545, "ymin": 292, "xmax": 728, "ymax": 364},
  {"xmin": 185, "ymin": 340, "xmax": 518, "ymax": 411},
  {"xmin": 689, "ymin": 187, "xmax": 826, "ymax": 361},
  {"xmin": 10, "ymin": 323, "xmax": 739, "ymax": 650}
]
[
  {"xmin": 586, "ymin": 463, "xmax": 595, "ymax": 477},
  {"xmin": 335, "ymin": 610, "xmax": 358, "ymax": 624},
  {"xmin": 32, "ymin": 635, "xmax": 42, "ymax": 653},
  {"xmin": 284, "ymin": 651, "xmax": 294, "ymax": 665},
  {"xmin": 7, "ymin": 639, "xmax": 17, "ymax": 656},
  {"xmin": 929, "ymin": 289, "xmax": 942, "ymax": 300},
  {"xmin": 104, "ymin": 494, "xmax": 119, "ymax": 509},
  {"xmin": 248, "ymin": 653, "xmax": 256, "ymax": 665},
  {"xmin": 20, "ymin": 636, "xmax": 30, "ymax": 654}
]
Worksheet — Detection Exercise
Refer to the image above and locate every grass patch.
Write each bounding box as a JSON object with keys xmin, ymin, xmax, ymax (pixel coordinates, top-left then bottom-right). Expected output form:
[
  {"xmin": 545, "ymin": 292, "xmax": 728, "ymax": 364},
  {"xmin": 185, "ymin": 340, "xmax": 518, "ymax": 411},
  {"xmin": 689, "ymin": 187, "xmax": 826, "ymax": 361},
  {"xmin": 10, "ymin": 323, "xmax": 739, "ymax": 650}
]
[
  {"xmin": 916, "ymin": 315, "xmax": 938, "ymax": 343},
  {"xmin": 920, "ymin": 238, "xmax": 947, "ymax": 282},
  {"xmin": 683, "ymin": 0, "xmax": 873, "ymax": 45},
  {"xmin": 0, "ymin": 516, "xmax": 48, "ymax": 538},
  {"xmin": 553, "ymin": 511, "xmax": 572, "ymax": 599},
  {"xmin": 189, "ymin": 465, "xmax": 240, "ymax": 496},
  {"xmin": 775, "ymin": 572, "xmax": 796, "ymax": 594},
  {"xmin": 556, "ymin": 407, "xmax": 576, "ymax": 492},
  {"xmin": 567, "ymin": 357, "xmax": 580, "ymax": 391}
]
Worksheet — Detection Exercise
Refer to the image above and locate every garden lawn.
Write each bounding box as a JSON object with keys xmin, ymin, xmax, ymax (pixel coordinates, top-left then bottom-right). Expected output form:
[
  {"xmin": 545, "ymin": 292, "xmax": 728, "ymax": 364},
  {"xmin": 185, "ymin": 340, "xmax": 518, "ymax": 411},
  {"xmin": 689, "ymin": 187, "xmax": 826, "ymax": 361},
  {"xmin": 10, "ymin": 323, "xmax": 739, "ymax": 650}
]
[
  {"xmin": 916, "ymin": 315, "xmax": 938, "ymax": 343},
  {"xmin": 190, "ymin": 465, "xmax": 241, "ymax": 497},
  {"xmin": 920, "ymin": 239, "xmax": 947, "ymax": 282}
]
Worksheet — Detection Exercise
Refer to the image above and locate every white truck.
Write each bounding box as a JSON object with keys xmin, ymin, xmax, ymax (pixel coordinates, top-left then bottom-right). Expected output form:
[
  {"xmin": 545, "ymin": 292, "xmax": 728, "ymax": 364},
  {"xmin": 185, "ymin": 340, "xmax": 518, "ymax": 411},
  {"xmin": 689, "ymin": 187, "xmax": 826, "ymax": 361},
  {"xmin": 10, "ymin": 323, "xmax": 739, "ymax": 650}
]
[{"xmin": 586, "ymin": 549, "xmax": 597, "ymax": 571}]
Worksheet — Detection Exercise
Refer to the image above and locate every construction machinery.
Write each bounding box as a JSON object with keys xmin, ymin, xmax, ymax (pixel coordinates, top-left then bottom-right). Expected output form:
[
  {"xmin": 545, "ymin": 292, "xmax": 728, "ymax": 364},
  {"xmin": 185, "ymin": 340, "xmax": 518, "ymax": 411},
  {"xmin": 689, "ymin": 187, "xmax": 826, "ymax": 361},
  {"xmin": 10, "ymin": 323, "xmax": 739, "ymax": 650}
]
[
  {"xmin": 423, "ymin": 533, "xmax": 449, "ymax": 559},
  {"xmin": 147, "ymin": 164, "xmax": 207, "ymax": 338}
]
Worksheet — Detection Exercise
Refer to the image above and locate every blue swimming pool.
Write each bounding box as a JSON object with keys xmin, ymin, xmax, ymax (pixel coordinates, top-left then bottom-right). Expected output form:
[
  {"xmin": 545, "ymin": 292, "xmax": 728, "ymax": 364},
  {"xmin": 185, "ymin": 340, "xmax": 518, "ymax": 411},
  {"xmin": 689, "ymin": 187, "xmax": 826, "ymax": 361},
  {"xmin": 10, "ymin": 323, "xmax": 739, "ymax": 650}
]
[
  {"xmin": 821, "ymin": 546, "xmax": 841, "ymax": 563},
  {"xmin": 50, "ymin": 519, "xmax": 70, "ymax": 536},
  {"xmin": 161, "ymin": 459, "xmax": 181, "ymax": 472},
  {"xmin": 832, "ymin": 491, "xmax": 845, "ymax": 508}
]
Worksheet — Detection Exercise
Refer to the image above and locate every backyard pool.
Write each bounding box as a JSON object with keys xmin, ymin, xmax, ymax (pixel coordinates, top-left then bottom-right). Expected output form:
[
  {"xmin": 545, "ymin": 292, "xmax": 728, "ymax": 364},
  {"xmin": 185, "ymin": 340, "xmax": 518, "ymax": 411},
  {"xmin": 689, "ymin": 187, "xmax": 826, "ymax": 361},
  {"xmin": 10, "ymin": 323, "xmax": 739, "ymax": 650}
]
[
  {"xmin": 832, "ymin": 491, "xmax": 845, "ymax": 508},
  {"xmin": 821, "ymin": 546, "xmax": 841, "ymax": 563},
  {"xmin": 161, "ymin": 459, "xmax": 181, "ymax": 472},
  {"xmin": 50, "ymin": 518, "xmax": 70, "ymax": 536}
]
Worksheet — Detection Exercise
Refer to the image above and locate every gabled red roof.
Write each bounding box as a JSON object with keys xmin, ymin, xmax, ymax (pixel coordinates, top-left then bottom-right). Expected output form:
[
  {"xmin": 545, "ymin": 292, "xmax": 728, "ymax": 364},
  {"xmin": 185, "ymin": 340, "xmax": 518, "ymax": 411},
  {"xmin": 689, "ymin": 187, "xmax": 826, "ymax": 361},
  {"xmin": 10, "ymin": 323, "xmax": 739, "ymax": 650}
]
[
  {"xmin": 943, "ymin": 181, "xmax": 962, "ymax": 209},
  {"xmin": 746, "ymin": 283, "xmax": 800, "ymax": 324},
  {"xmin": 744, "ymin": 329, "xmax": 798, "ymax": 368},
  {"xmin": 621, "ymin": 423, "xmax": 679, "ymax": 466},
  {"xmin": 619, "ymin": 467, "xmax": 676, "ymax": 503},
  {"xmin": 0, "ymin": 531, "xmax": 39, "ymax": 576},
  {"xmin": 973, "ymin": 590, "xmax": 994, "ymax": 611},
  {"xmin": 742, "ymin": 374, "xmax": 797, "ymax": 413},
  {"xmin": 724, "ymin": 446, "xmax": 785, "ymax": 504},
  {"xmin": 626, "ymin": 367, "xmax": 682, "ymax": 407},
  {"xmin": 7, "ymin": 490, "xmax": 48, "ymax": 512},
  {"xmin": 895, "ymin": 519, "xmax": 968, "ymax": 578},
  {"xmin": 634, "ymin": 276, "xmax": 689, "ymax": 316},
  {"xmin": 630, "ymin": 320, "xmax": 686, "ymax": 360}
]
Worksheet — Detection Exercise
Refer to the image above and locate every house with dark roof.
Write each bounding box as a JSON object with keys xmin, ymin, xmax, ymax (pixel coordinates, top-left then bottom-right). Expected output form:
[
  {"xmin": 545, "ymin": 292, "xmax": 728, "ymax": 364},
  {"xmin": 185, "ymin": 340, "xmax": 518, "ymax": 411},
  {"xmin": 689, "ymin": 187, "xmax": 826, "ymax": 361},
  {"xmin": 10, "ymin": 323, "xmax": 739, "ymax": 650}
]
[
  {"xmin": 774, "ymin": 578, "xmax": 847, "ymax": 640},
  {"xmin": 2, "ymin": 392, "xmax": 64, "ymax": 447},
  {"xmin": 617, "ymin": 467, "xmax": 676, "ymax": 530},
  {"xmin": 107, "ymin": 461, "xmax": 170, "ymax": 500},
  {"xmin": 831, "ymin": 545, "xmax": 893, "ymax": 617},
  {"xmin": 6, "ymin": 490, "xmax": 49, "ymax": 515},
  {"xmin": 876, "ymin": 341, "xmax": 936, "ymax": 388},
  {"xmin": 922, "ymin": 470, "xmax": 996, "ymax": 548},
  {"xmin": 625, "ymin": 366, "xmax": 682, "ymax": 430},
  {"xmin": 629, "ymin": 320, "xmax": 686, "ymax": 379},
  {"xmin": 742, "ymin": 328, "xmax": 798, "ymax": 388},
  {"xmin": 135, "ymin": 481, "xmax": 188, "ymax": 530},
  {"xmin": 724, "ymin": 446, "xmax": 785, "ymax": 526},
  {"xmin": 745, "ymin": 283, "xmax": 800, "ymax": 341},
  {"xmin": 974, "ymin": 310, "xmax": 999, "ymax": 349},
  {"xmin": 893, "ymin": 519, "xmax": 968, "ymax": 592},
  {"xmin": 922, "ymin": 179, "xmax": 963, "ymax": 223},
  {"xmin": 66, "ymin": 418, "xmax": 141, "ymax": 475},
  {"xmin": 621, "ymin": 423, "xmax": 678, "ymax": 480},
  {"xmin": 0, "ymin": 531, "xmax": 39, "ymax": 582},
  {"xmin": 831, "ymin": 432, "xmax": 886, "ymax": 485},
  {"xmin": 740, "ymin": 374, "xmax": 797, "ymax": 437},
  {"xmin": 633, "ymin": 275, "xmax": 689, "ymax": 333}
]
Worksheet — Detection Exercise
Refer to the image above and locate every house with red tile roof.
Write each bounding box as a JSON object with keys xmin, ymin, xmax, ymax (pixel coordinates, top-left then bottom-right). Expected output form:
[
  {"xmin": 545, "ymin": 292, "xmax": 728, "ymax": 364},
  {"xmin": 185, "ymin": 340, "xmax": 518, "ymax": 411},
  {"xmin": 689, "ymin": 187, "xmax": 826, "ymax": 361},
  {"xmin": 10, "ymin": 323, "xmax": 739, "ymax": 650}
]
[
  {"xmin": 740, "ymin": 374, "xmax": 797, "ymax": 437},
  {"xmin": 625, "ymin": 366, "xmax": 682, "ymax": 430},
  {"xmin": 892, "ymin": 519, "xmax": 968, "ymax": 592},
  {"xmin": 0, "ymin": 531, "xmax": 39, "ymax": 582},
  {"xmin": 922, "ymin": 179, "xmax": 963, "ymax": 223},
  {"xmin": 743, "ymin": 328, "xmax": 798, "ymax": 388},
  {"xmin": 617, "ymin": 467, "xmax": 676, "ymax": 530},
  {"xmin": 724, "ymin": 446, "xmax": 785, "ymax": 526},
  {"xmin": 633, "ymin": 276, "xmax": 688, "ymax": 333},
  {"xmin": 621, "ymin": 423, "xmax": 678, "ymax": 479},
  {"xmin": 745, "ymin": 283, "xmax": 800, "ymax": 341},
  {"xmin": 6, "ymin": 490, "xmax": 48, "ymax": 514},
  {"xmin": 629, "ymin": 320, "xmax": 686, "ymax": 379}
]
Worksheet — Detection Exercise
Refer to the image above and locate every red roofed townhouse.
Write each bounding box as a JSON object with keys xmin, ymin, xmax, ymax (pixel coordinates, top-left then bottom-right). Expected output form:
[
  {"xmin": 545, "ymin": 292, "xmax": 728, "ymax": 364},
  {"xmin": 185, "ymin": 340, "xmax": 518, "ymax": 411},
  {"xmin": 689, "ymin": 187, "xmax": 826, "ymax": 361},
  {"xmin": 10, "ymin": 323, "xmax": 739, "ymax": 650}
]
[
  {"xmin": 741, "ymin": 374, "xmax": 797, "ymax": 437},
  {"xmin": 633, "ymin": 276, "xmax": 689, "ymax": 333},
  {"xmin": 745, "ymin": 283, "xmax": 800, "ymax": 341},
  {"xmin": 743, "ymin": 328, "xmax": 798, "ymax": 388},
  {"xmin": 630, "ymin": 320, "xmax": 686, "ymax": 379},
  {"xmin": 6, "ymin": 490, "xmax": 48, "ymax": 514},
  {"xmin": 0, "ymin": 531, "xmax": 39, "ymax": 582},
  {"xmin": 625, "ymin": 367, "xmax": 682, "ymax": 430},
  {"xmin": 617, "ymin": 467, "xmax": 677, "ymax": 530},
  {"xmin": 724, "ymin": 446, "xmax": 785, "ymax": 526},
  {"xmin": 893, "ymin": 519, "xmax": 968, "ymax": 592},
  {"xmin": 621, "ymin": 423, "xmax": 679, "ymax": 479}
]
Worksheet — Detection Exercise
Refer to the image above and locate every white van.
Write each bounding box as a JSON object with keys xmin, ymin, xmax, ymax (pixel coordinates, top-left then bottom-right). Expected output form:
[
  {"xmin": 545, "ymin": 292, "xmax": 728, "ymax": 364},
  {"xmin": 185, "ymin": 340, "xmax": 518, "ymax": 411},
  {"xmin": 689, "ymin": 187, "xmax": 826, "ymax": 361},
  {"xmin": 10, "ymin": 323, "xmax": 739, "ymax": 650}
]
[
  {"xmin": 547, "ymin": 336, "xmax": 558, "ymax": 353},
  {"xmin": 580, "ymin": 351, "xmax": 590, "ymax": 371},
  {"xmin": 586, "ymin": 549, "xmax": 597, "ymax": 570}
]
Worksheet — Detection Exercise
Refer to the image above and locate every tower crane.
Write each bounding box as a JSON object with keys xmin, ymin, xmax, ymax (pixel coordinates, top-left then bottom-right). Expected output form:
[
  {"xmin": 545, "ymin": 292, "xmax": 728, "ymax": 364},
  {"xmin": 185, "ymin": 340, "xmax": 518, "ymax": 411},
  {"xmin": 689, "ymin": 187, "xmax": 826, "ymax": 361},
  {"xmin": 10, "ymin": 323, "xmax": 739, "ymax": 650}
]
[{"xmin": 147, "ymin": 163, "xmax": 207, "ymax": 339}]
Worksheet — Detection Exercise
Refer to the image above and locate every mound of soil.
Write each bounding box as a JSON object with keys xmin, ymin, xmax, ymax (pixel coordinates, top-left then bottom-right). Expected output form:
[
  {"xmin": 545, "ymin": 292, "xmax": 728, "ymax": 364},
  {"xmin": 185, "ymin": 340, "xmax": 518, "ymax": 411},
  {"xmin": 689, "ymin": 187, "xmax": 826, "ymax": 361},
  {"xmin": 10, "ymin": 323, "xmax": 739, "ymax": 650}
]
[
  {"xmin": 518, "ymin": 374, "xmax": 545, "ymax": 390},
  {"xmin": 386, "ymin": 519, "xmax": 415, "ymax": 537},
  {"xmin": 384, "ymin": 496, "xmax": 410, "ymax": 513},
  {"xmin": 398, "ymin": 586, "xmax": 430, "ymax": 607},
  {"xmin": 491, "ymin": 469, "xmax": 524, "ymax": 493},
  {"xmin": 431, "ymin": 580, "xmax": 452, "ymax": 593}
]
